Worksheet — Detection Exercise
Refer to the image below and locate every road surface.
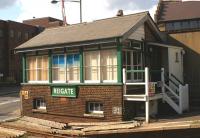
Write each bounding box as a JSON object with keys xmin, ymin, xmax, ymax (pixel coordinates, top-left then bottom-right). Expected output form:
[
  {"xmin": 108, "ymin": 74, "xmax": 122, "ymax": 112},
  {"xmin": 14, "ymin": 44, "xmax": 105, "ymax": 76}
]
[{"xmin": 0, "ymin": 86, "xmax": 20, "ymax": 121}]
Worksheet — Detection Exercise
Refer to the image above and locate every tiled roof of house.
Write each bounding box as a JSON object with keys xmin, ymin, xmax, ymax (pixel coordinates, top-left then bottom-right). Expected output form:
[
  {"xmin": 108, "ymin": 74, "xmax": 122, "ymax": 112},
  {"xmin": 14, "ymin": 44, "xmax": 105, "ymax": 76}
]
[
  {"xmin": 155, "ymin": 1, "xmax": 200, "ymax": 22},
  {"xmin": 16, "ymin": 12, "xmax": 148, "ymax": 50}
]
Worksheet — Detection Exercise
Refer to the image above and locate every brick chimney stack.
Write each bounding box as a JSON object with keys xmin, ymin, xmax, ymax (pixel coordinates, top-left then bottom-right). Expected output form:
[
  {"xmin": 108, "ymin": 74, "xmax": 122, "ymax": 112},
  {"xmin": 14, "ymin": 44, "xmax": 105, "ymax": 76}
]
[{"xmin": 117, "ymin": 10, "xmax": 124, "ymax": 17}]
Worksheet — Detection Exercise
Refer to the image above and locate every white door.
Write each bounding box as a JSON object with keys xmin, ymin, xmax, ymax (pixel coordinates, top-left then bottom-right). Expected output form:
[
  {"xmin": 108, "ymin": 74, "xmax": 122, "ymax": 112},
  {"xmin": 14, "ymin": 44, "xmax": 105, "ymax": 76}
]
[{"xmin": 168, "ymin": 48, "xmax": 183, "ymax": 83}]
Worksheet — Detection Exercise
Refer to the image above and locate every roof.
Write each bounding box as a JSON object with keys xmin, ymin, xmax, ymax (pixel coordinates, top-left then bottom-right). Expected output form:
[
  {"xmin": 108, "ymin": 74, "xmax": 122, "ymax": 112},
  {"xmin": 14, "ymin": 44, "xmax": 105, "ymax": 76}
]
[
  {"xmin": 155, "ymin": 1, "xmax": 200, "ymax": 22},
  {"xmin": 23, "ymin": 17, "xmax": 63, "ymax": 23},
  {"xmin": 16, "ymin": 12, "xmax": 149, "ymax": 51}
]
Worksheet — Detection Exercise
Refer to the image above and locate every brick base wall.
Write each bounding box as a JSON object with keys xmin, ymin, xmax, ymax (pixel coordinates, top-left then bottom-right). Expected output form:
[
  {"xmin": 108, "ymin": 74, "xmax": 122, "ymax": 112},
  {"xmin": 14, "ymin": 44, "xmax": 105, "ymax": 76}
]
[{"xmin": 21, "ymin": 85, "xmax": 123, "ymax": 123}]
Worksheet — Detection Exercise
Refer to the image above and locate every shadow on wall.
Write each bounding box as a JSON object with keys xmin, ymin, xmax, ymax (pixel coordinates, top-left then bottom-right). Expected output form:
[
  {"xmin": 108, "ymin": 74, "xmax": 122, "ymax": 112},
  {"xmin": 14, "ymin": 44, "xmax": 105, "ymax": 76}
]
[{"xmin": 167, "ymin": 34, "xmax": 200, "ymax": 109}]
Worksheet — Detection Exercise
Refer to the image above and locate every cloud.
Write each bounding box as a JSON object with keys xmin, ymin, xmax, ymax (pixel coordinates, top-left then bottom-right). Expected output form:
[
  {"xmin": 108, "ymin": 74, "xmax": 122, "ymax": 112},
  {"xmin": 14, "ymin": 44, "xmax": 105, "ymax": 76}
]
[
  {"xmin": 0, "ymin": 0, "xmax": 18, "ymax": 9},
  {"xmin": 107, "ymin": 0, "xmax": 158, "ymax": 11},
  {"xmin": 16, "ymin": 0, "xmax": 159, "ymax": 23}
]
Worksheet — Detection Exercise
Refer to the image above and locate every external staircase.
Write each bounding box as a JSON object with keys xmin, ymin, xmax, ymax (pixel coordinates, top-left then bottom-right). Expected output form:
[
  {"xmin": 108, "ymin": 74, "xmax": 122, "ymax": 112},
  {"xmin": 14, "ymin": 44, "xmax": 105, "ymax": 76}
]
[{"xmin": 123, "ymin": 67, "xmax": 189, "ymax": 123}]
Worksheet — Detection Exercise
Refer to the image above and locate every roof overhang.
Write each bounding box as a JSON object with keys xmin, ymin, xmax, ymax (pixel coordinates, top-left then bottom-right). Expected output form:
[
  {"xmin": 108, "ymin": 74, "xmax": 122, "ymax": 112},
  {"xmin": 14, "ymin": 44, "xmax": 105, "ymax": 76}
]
[
  {"xmin": 147, "ymin": 42, "xmax": 183, "ymax": 49},
  {"xmin": 15, "ymin": 37, "xmax": 119, "ymax": 53}
]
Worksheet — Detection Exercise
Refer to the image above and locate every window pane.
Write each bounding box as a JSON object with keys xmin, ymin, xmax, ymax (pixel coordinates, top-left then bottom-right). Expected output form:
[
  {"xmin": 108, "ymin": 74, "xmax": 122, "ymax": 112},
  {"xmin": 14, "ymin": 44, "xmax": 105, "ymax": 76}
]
[
  {"xmin": 27, "ymin": 57, "xmax": 36, "ymax": 81},
  {"xmin": 53, "ymin": 68, "xmax": 59, "ymax": 80},
  {"xmin": 74, "ymin": 54, "xmax": 80, "ymax": 66},
  {"xmin": 166, "ymin": 23, "xmax": 174, "ymax": 31},
  {"xmin": 52, "ymin": 55, "xmax": 65, "ymax": 81},
  {"xmin": 37, "ymin": 56, "xmax": 42, "ymax": 68},
  {"xmin": 67, "ymin": 55, "xmax": 73, "ymax": 66},
  {"xmin": 67, "ymin": 54, "xmax": 80, "ymax": 81},
  {"xmin": 101, "ymin": 49, "xmax": 117, "ymax": 81},
  {"xmin": 190, "ymin": 20, "xmax": 198, "ymax": 29},
  {"xmin": 59, "ymin": 55, "xmax": 65, "ymax": 67},
  {"xmin": 174, "ymin": 22, "xmax": 181, "ymax": 30},
  {"xmin": 40, "ymin": 56, "xmax": 48, "ymax": 81},
  {"xmin": 182, "ymin": 21, "xmax": 190, "ymax": 29},
  {"xmin": 53, "ymin": 55, "xmax": 59, "ymax": 67},
  {"xmin": 84, "ymin": 51, "xmax": 100, "ymax": 81}
]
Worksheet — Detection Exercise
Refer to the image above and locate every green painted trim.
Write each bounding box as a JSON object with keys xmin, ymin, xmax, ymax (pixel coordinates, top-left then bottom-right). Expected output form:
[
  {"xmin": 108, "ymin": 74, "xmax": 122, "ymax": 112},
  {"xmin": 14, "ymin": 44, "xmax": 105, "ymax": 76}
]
[
  {"xmin": 48, "ymin": 50, "xmax": 52, "ymax": 83},
  {"xmin": 117, "ymin": 40, "xmax": 122, "ymax": 83},
  {"xmin": 22, "ymin": 53, "xmax": 26, "ymax": 83},
  {"xmin": 80, "ymin": 48, "xmax": 84, "ymax": 83},
  {"xmin": 21, "ymin": 83, "xmax": 123, "ymax": 87}
]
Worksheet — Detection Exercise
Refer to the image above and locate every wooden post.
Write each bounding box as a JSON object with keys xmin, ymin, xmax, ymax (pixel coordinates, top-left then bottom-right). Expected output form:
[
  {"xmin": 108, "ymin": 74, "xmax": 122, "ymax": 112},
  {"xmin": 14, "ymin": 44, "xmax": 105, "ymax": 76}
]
[
  {"xmin": 179, "ymin": 84, "xmax": 183, "ymax": 114},
  {"xmin": 22, "ymin": 53, "xmax": 26, "ymax": 83},
  {"xmin": 117, "ymin": 40, "xmax": 122, "ymax": 83},
  {"xmin": 161, "ymin": 68, "xmax": 165, "ymax": 94},
  {"xmin": 20, "ymin": 90, "xmax": 23, "ymax": 116},
  {"xmin": 145, "ymin": 67, "xmax": 149, "ymax": 123}
]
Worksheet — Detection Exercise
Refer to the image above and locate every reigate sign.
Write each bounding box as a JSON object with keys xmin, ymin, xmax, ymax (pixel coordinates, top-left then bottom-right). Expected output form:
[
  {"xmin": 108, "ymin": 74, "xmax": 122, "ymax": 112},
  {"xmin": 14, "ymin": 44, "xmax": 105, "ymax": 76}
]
[{"xmin": 52, "ymin": 86, "xmax": 76, "ymax": 98}]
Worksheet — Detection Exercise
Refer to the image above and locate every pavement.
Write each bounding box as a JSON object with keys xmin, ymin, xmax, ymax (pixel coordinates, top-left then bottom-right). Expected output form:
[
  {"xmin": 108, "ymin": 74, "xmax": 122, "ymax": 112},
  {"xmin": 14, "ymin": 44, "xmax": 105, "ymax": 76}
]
[{"xmin": 0, "ymin": 86, "xmax": 21, "ymax": 121}]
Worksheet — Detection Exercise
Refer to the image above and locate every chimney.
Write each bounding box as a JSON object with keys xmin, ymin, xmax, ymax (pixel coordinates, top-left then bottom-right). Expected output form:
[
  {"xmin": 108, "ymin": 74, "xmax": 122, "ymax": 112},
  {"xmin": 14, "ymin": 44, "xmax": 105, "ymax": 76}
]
[{"xmin": 117, "ymin": 10, "xmax": 123, "ymax": 16}]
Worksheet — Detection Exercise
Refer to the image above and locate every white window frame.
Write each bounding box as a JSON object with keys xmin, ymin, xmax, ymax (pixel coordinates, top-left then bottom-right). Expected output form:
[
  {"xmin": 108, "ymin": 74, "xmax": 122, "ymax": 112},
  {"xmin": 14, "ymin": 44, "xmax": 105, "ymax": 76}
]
[
  {"xmin": 87, "ymin": 102, "xmax": 103, "ymax": 114},
  {"xmin": 27, "ymin": 56, "xmax": 49, "ymax": 84},
  {"xmin": 34, "ymin": 98, "xmax": 46, "ymax": 110}
]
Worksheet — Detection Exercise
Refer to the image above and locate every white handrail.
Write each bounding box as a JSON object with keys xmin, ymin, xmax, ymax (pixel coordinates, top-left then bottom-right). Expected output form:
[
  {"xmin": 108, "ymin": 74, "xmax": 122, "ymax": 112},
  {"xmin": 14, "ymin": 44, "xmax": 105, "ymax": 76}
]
[
  {"xmin": 123, "ymin": 68, "xmax": 126, "ymax": 95},
  {"xmin": 164, "ymin": 84, "xmax": 179, "ymax": 99}
]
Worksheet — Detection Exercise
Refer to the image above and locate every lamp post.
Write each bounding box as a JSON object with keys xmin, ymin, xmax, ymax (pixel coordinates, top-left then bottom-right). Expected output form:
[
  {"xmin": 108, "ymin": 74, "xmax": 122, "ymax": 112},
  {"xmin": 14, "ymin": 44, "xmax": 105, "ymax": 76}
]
[{"xmin": 51, "ymin": 0, "xmax": 82, "ymax": 25}]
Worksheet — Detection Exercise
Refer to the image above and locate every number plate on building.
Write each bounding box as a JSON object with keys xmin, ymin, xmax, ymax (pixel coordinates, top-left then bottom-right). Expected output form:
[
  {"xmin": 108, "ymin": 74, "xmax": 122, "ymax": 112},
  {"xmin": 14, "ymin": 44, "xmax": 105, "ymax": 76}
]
[{"xmin": 52, "ymin": 86, "xmax": 76, "ymax": 98}]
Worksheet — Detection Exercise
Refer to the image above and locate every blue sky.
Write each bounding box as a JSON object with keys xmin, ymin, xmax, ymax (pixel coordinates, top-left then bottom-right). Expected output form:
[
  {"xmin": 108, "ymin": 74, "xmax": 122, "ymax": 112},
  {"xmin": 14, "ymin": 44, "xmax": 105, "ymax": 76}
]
[
  {"xmin": 0, "ymin": 0, "xmax": 159, "ymax": 23},
  {"xmin": 0, "ymin": 3, "xmax": 21, "ymax": 21}
]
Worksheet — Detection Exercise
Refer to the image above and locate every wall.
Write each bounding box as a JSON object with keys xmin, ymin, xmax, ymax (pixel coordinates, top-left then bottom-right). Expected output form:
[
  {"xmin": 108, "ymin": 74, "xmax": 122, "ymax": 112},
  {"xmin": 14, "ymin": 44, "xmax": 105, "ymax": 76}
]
[
  {"xmin": 0, "ymin": 20, "xmax": 8, "ymax": 80},
  {"xmin": 169, "ymin": 31, "xmax": 200, "ymax": 109},
  {"xmin": 7, "ymin": 21, "xmax": 39, "ymax": 83},
  {"xmin": 21, "ymin": 85, "xmax": 123, "ymax": 123}
]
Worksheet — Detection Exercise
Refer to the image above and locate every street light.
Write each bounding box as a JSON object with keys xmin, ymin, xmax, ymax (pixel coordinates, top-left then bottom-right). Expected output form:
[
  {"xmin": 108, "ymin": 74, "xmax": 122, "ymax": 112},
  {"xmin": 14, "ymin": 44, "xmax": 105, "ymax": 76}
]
[{"xmin": 51, "ymin": 0, "xmax": 82, "ymax": 25}]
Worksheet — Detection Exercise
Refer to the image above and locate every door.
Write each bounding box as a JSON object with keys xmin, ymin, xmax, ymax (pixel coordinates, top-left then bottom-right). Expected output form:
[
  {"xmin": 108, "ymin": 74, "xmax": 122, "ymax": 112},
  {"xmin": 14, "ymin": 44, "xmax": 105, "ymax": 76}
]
[{"xmin": 168, "ymin": 48, "xmax": 183, "ymax": 83}]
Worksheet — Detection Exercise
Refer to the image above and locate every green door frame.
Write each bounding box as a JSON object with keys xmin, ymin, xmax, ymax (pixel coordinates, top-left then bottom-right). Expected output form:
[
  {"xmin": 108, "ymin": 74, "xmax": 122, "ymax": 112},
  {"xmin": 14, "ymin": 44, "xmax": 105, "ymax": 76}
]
[
  {"xmin": 22, "ymin": 53, "xmax": 26, "ymax": 83},
  {"xmin": 117, "ymin": 40, "xmax": 123, "ymax": 83}
]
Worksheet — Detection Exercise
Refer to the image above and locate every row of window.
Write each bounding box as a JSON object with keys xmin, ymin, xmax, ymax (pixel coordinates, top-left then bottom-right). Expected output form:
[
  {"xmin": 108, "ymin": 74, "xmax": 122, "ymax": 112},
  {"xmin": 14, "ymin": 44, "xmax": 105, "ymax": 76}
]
[
  {"xmin": 166, "ymin": 20, "xmax": 200, "ymax": 31},
  {"xmin": 10, "ymin": 30, "xmax": 32, "ymax": 41},
  {"xmin": 33, "ymin": 98, "xmax": 103, "ymax": 115},
  {"xmin": 26, "ymin": 49, "xmax": 117, "ymax": 83},
  {"xmin": 0, "ymin": 29, "xmax": 33, "ymax": 40}
]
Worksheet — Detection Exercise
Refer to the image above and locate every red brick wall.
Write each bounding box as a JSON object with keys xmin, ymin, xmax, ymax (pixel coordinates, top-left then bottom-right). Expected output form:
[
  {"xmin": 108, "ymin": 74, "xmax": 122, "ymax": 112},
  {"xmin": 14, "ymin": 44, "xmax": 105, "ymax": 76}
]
[
  {"xmin": 23, "ymin": 17, "xmax": 63, "ymax": 28},
  {"xmin": 7, "ymin": 21, "xmax": 39, "ymax": 83},
  {"xmin": 21, "ymin": 85, "xmax": 123, "ymax": 123}
]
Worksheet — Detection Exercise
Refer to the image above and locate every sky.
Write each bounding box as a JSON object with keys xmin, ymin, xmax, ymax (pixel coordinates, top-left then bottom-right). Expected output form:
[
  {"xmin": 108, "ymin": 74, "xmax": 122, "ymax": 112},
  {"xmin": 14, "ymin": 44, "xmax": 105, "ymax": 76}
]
[{"xmin": 0, "ymin": 0, "xmax": 197, "ymax": 24}]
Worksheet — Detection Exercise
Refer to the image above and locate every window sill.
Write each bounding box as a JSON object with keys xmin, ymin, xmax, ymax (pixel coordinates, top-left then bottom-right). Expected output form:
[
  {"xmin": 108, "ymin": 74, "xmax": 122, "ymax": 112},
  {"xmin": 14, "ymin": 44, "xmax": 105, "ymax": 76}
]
[
  {"xmin": 84, "ymin": 113, "xmax": 104, "ymax": 118},
  {"xmin": 32, "ymin": 109, "xmax": 47, "ymax": 113}
]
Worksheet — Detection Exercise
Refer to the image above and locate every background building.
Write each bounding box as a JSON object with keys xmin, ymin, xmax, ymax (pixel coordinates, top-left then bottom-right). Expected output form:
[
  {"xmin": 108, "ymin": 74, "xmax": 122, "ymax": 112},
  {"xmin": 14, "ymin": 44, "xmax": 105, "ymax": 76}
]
[
  {"xmin": 155, "ymin": 0, "xmax": 200, "ymax": 109},
  {"xmin": 0, "ymin": 17, "xmax": 63, "ymax": 84},
  {"xmin": 23, "ymin": 17, "xmax": 64, "ymax": 28},
  {"xmin": 0, "ymin": 20, "xmax": 39, "ymax": 84}
]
